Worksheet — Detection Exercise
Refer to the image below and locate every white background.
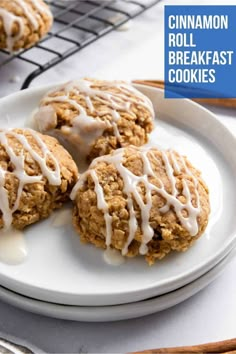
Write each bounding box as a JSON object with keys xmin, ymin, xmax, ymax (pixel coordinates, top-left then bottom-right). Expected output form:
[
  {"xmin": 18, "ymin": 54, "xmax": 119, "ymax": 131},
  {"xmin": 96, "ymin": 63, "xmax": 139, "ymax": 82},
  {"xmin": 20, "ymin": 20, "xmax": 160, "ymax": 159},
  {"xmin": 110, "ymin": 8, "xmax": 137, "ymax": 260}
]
[{"xmin": 0, "ymin": 1, "xmax": 236, "ymax": 353}]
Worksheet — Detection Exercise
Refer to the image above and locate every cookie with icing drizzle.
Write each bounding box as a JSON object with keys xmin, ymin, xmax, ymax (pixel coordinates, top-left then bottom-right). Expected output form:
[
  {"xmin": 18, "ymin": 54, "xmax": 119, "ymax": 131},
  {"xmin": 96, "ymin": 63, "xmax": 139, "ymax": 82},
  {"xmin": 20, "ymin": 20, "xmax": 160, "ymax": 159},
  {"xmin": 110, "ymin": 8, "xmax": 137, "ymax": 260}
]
[
  {"xmin": 0, "ymin": 0, "xmax": 53, "ymax": 52},
  {"xmin": 0, "ymin": 128, "xmax": 78, "ymax": 230},
  {"xmin": 33, "ymin": 79, "xmax": 154, "ymax": 162},
  {"xmin": 71, "ymin": 146, "xmax": 210, "ymax": 265}
]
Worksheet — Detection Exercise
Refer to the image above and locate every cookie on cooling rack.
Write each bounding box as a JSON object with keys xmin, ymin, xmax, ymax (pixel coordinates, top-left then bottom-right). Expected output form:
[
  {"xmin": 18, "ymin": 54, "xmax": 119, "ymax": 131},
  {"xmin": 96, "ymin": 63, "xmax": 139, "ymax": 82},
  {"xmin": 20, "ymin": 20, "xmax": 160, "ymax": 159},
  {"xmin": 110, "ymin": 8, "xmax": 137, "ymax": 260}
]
[
  {"xmin": 0, "ymin": 0, "xmax": 53, "ymax": 52},
  {"xmin": 33, "ymin": 78, "xmax": 154, "ymax": 162},
  {"xmin": 0, "ymin": 128, "xmax": 78, "ymax": 230},
  {"xmin": 71, "ymin": 146, "xmax": 210, "ymax": 265}
]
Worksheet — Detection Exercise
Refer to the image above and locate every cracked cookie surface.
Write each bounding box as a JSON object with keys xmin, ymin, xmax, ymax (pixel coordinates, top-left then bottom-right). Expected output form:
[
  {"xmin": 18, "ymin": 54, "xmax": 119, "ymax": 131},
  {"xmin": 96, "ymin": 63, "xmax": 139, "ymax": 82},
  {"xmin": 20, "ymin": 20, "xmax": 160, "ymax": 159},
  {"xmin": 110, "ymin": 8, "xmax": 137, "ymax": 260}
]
[
  {"xmin": 71, "ymin": 146, "xmax": 210, "ymax": 265},
  {"xmin": 0, "ymin": 128, "xmax": 78, "ymax": 230},
  {"xmin": 33, "ymin": 78, "xmax": 154, "ymax": 162}
]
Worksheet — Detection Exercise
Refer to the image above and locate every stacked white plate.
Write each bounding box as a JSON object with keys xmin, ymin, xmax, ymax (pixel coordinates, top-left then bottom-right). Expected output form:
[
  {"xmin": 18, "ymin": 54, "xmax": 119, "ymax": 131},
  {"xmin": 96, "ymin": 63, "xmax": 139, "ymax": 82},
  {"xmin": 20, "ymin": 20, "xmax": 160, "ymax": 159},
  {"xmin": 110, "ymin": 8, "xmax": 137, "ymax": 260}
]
[{"xmin": 0, "ymin": 84, "xmax": 235, "ymax": 322}]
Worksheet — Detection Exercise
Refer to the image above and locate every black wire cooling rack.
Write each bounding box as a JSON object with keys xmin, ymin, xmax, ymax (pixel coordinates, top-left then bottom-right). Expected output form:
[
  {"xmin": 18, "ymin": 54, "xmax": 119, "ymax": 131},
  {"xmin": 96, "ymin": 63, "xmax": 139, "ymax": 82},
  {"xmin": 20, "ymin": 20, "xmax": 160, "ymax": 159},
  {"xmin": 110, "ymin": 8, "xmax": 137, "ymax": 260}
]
[{"xmin": 0, "ymin": 0, "xmax": 161, "ymax": 90}]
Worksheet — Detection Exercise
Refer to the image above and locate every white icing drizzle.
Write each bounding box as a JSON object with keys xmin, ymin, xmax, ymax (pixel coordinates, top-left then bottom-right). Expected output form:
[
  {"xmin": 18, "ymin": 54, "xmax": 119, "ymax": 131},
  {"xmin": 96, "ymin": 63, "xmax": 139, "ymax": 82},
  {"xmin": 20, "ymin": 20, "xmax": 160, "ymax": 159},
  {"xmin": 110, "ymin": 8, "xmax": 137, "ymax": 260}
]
[
  {"xmin": 35, "ymin": 79, "xmax": 154, "ymax": 158},
  {"xmin": 0, "ymin": 8, "xmax": 24, "ymax": 52},
  {"xmin": 0, "ymin": 129, "xmax": 61, "ymax": 230},
  {"xmin": 14, "ymin": 0, "xmax": 38, "ymax": 30},
  {"xmin": 103, "ymin": 248, "xmax": 125, "ymax": 266},
  {"xmin": 71, "ymin": 148, "xmax": 201, "ymax": 256},
  {"xmin": 0, "ymin": 227, "xmax": 27, "ymax": 265},
  {"xmin": 38, "ymin": 94, "xmax": 109, "ymax": 158},
  {"xmin": 30, "ymin": 0, "xmax": 52, "ymax": 17},
  {"xmin": 34, "ymin": 105, "xmax": 57, "ymax": 131},
  {"xmin": 0, "ymin": 0, "xmax": 51, "ymax": 52},
  {"xmin": 90, "ymin": 169, "xmax": 113, "ymax": 247}
]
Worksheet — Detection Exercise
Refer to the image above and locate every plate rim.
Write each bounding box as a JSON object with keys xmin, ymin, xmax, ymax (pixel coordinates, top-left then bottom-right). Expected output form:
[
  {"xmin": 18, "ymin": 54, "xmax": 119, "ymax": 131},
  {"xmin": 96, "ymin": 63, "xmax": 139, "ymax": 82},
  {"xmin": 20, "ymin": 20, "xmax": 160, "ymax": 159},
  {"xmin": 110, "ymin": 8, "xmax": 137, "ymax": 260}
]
[{"xmin": 0, "ymin": 248, "xmax": 235, "ymax": 322}]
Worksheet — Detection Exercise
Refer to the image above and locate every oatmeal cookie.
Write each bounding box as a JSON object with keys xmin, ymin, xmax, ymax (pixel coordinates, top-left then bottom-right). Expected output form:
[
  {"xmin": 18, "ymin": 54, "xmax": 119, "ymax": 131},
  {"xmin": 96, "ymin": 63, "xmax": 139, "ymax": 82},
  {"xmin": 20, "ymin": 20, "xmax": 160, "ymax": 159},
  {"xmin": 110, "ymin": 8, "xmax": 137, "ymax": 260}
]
[
  {"xmin": 0, "ymin": 0, "xmax": 53, "ymax": 52},
  {"xmin": 0, "ymin": 128, "xmax": 78, "ymax": 230},
  {"xmin": 33, "ymin": 79, "xmax": 154, "ymax": 162},
  {"xmin": 71, "ymin": 146, "xmax": 210, "ymax": 265}
]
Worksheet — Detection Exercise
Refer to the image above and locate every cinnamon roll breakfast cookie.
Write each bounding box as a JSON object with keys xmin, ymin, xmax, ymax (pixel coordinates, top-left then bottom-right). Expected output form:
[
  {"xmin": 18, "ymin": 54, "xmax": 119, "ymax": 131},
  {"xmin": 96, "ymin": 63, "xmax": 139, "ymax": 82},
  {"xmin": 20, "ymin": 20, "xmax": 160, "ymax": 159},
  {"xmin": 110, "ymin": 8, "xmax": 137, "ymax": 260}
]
[
  {"xmin": 0, "ymin": 0, "xmax": 53, "ymax": 52},
  {"xmin": 71, "ymin": 146, "xmax": 210, "ymax": 265},
  {"xmin": 33, "ymin": 79, "xmax": 154, "ymax": 162},
  {"xmin": 0, "ymin": 128, "xmax": 78, "ymax": 231}
]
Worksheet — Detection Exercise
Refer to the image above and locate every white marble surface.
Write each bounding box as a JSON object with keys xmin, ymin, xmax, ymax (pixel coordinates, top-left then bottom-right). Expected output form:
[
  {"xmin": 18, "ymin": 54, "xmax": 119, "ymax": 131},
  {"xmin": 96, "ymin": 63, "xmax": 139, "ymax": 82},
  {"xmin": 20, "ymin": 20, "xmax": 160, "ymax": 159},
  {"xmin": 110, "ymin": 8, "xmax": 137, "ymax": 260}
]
[{"xmin": 0, "ymin": 1, "xmax": 236, "ymax": 353}]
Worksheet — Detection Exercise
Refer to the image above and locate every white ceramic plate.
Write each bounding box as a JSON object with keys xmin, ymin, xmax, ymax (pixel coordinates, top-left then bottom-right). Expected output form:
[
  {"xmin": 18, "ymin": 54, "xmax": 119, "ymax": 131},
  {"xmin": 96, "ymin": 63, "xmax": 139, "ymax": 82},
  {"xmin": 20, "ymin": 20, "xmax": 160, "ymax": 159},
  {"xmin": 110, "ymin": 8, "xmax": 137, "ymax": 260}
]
[
  {"xmin": 0, "ymin": 84, "xmax": 235, "ymax": 306},
  {"xmin": 0, "ymin": 249, "xmax": 235, "ymax": 322}
]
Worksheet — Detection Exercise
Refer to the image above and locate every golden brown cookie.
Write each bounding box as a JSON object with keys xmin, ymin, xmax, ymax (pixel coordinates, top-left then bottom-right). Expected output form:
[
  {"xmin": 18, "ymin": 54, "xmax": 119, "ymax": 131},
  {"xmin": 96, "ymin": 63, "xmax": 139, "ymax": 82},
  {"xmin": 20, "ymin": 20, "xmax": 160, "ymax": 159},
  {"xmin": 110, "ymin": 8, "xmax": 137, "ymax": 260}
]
[
  {"xmin": 33, "ymin": 79, "xmax": 154, "ymax": 162},
  {"xmin": 71, "ymin": 146, "xmax": 210, "ymax": 265},
  {"xmin": 0, "ymin": 0, "xmax": 53, "ymax": 52},
  {"xmin": 0, "ymin": 128, "xmax": 78, "ymax": 230}
]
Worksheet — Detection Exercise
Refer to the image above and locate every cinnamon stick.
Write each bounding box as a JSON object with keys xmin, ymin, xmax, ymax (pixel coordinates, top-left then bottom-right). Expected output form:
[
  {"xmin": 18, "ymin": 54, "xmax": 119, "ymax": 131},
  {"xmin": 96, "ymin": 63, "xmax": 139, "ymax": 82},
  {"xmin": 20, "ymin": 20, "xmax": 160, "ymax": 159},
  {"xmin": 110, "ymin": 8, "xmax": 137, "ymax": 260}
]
[
  {"xmin": 130, "ymin": 338, "xmax": 236, "ymax": 354},
  {"xmin": 133, "ymin": 80, "xmax": 236, "ymax": 109}
]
